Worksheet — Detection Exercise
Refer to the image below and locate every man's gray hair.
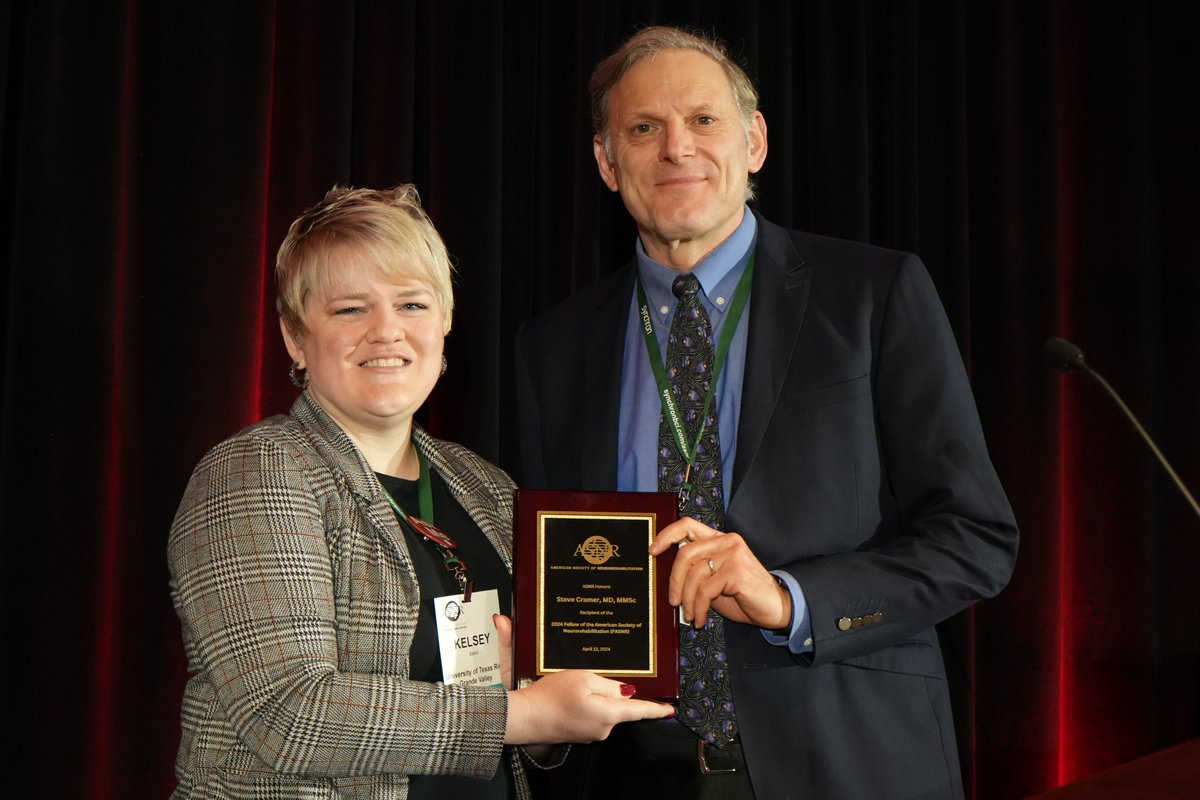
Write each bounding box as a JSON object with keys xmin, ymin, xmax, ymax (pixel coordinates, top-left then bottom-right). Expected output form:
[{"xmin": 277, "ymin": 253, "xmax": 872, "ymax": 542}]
[{"xmin": 589, "ymin": 26, "xmax": 761, "ymax": 199}]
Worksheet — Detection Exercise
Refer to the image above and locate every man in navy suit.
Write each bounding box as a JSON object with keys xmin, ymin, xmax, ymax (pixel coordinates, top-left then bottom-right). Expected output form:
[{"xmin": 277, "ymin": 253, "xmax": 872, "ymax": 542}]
[{"xmin": 516, "ymin": 26, "xmax": 1017, "ymax": 800}]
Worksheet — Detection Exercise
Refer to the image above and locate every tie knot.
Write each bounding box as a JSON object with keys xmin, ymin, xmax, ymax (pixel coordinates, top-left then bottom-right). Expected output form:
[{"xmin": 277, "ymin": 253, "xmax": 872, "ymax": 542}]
[{"xmin": 672, "ymin": 273, "xmax": 701, "ymax": 300}]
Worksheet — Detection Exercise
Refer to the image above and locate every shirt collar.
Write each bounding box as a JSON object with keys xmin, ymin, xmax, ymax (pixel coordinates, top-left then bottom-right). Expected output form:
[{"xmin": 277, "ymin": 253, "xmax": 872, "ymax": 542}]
[{"xmin": 635, "ymin": 208, "xmax": 757, "ymax": 319}]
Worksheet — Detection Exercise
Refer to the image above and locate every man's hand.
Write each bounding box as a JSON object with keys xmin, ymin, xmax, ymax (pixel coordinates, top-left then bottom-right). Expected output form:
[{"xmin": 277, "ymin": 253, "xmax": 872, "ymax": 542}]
[{"xmin": 650, "ymin": 516, "xmax": 792, "ymax": 631}]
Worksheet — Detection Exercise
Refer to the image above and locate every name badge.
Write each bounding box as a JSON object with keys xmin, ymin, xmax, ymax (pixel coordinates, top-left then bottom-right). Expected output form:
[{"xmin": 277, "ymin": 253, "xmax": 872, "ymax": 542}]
[{"xmin": 433, "ymin": 588, "xmax": 503, "ymax": 687}]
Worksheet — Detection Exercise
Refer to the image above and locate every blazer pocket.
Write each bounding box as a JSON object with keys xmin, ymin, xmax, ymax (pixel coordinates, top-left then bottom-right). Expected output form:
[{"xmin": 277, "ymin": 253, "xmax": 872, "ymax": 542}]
[
  {"xmin": 785, "ymin": 373, "xmax": 871, "ymax": 411},
  {"xmin": 836, "ymin": 638, "xmax": 943, "ymax": 679}
]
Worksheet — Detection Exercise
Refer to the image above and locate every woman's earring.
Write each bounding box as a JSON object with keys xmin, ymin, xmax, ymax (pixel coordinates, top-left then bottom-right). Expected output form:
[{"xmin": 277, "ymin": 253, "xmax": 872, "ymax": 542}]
[
  {"xmin": 289, "ymin": 361, "xmax": 309, "ymax": 389},
  {"xmin": 440, "ymin": 355, "xmax": 448, "ymax": 377}
]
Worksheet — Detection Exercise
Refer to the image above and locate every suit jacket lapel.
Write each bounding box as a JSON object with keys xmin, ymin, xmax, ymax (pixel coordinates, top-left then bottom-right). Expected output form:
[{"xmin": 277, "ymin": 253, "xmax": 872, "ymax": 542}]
[
  {"xmin": 731, "ymin": 216, "xmax": 812, "ymax": 501},
  {"xmin": 415, "ymin": 426, "xmax": 515, "ymax": 571},
  {"xmin": 581, "ymin": 266, "xmax": 635, "ymax": 491}
]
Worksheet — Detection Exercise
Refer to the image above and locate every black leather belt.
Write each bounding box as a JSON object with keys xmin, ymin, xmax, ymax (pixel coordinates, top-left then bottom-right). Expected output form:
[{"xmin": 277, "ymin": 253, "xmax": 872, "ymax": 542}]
[
  {"xmin": 579, "ymin": 718, "xmax": 755, "ymax": 799},
  {"xmin": 697, "ymin": 737, "xmax": 744, "ymax": 774}
]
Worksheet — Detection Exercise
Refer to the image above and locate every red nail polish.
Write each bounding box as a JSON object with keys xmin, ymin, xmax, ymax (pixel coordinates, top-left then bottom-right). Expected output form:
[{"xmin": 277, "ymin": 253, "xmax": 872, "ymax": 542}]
[
  {"xmin": 666, "ymin": 706, "xmax": 677, "ymax": 718},
  {"xmin": 620, "ymin": 683, "xmax": 637, "ymax": 697}
]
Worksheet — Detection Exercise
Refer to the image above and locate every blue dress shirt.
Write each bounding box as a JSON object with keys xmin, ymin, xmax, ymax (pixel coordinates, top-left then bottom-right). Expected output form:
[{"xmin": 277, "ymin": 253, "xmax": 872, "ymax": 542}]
[{"xmin": 616, "ymin": 208, "xmax": 813, "ymax": 653}]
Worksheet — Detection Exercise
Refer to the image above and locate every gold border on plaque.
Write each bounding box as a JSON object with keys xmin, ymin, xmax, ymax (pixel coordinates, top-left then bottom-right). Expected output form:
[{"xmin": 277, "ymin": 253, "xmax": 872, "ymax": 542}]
[{"xmin": 535, "ymin": 510, "xmax": 659, "ymax": 677}]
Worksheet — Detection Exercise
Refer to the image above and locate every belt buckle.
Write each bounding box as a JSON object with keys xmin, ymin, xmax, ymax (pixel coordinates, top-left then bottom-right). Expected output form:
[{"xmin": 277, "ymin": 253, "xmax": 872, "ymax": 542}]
[{"xmin": 697, "ymin": 739, "xmax": 738, "ymax": 775}]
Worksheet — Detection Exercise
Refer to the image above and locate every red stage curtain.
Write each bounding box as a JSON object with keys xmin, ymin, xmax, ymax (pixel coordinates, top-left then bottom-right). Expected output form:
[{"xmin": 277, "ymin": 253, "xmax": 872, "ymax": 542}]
[{"xmin": 1, "ymin": 2, "xmax": 1196, "ymax": 798}]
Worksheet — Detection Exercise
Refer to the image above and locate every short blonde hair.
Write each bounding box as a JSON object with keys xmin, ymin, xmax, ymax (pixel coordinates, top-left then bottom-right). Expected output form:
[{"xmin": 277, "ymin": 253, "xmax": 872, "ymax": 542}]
[{"xmin": 276, "ymin": 184, "xmax": 455, "ymax": 342}]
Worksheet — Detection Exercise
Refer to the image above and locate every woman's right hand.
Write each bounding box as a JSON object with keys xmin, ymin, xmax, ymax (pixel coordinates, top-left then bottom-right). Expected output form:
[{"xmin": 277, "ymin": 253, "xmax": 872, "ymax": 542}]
[{"xmin": 503, "ymin": 670, "xmax": 674, "ymax": 746}]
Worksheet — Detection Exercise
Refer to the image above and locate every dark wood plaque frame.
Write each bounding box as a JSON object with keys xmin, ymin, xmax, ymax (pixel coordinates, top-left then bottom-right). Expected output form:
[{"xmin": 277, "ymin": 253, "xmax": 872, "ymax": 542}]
[{"xmin": 514, "ymin": 489, "xmax": 679, "ymax": 699}]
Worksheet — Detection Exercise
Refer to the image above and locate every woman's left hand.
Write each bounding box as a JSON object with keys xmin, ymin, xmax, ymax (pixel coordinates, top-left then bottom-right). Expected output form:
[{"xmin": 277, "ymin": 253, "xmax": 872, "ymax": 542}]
[{"xmin": 493, "ymin": 613, "xmax": 514, "ymax": 690}]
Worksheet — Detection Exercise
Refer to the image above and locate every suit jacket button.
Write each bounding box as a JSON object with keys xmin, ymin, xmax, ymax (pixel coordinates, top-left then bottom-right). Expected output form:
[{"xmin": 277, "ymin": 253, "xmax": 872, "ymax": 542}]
[{"xmin": 837, "ymin": 617, "xmax": 852, "ymax": 631}]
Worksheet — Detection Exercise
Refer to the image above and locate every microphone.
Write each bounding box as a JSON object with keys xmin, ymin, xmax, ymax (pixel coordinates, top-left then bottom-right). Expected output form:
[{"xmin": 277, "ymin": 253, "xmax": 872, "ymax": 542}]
[
  {"xmin": 1042, "ymin": 337, "xmax": 1087, "ymax": 372},
  {"xmin": 1043, "ymin": 337, "xmax": 1200, "ymax": 521}
]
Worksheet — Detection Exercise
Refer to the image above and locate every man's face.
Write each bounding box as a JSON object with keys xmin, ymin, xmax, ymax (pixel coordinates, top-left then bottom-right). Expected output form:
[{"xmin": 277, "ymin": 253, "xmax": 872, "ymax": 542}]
[{"xmin": 594, "ymin": 49, "xmax": 767, "ymax": 269}]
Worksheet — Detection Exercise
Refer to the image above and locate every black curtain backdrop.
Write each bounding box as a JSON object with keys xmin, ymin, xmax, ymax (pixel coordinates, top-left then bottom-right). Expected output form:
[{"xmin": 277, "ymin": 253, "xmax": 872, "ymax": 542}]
[{"xmin": 2, "ymin": 2, "xmax": 1197, "ymax": 798}]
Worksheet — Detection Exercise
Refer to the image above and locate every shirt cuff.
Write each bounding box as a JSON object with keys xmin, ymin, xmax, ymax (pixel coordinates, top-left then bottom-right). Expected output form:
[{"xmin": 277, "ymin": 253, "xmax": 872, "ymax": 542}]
[{"xmin": 760, "ymin": 570, "xmax": 813, "ymax": 653}]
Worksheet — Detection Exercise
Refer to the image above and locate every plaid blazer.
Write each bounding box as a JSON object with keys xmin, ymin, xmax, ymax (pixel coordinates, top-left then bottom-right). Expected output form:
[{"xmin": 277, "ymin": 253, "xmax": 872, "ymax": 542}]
[{"xmin": 168, "ymin": 392, "xmax": 531, "ymax": 799}]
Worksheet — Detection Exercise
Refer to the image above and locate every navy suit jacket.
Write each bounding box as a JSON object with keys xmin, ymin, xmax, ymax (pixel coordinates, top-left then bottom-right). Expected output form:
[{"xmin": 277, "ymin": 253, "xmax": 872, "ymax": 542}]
[{"xmin": 515, "ymin": 214, "xmax": 1018, "ymax": 799}]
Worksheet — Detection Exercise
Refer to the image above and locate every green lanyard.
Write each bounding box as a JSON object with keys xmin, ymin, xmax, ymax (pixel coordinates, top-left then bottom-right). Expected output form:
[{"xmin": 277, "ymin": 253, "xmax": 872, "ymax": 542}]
[
  {"xmin": 379, "ymin": 447, "xmax": 474, "ymax": 601},
  {"xmin": 635, "ymin": 252, "xmax": 755, "ymax": 511}
]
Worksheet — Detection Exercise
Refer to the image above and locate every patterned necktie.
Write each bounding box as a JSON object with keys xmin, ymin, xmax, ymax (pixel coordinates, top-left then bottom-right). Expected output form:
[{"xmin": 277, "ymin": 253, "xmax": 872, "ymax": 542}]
[{"xmin": 657, "ymin": 273, "xmax": 737, "ymax": 745}]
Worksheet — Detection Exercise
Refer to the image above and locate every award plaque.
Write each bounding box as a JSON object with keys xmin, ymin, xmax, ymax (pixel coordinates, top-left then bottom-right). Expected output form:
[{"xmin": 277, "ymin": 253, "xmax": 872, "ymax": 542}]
[{"xmin": 514, "ymin": 490, "xmax": 679, "ymax": 699}]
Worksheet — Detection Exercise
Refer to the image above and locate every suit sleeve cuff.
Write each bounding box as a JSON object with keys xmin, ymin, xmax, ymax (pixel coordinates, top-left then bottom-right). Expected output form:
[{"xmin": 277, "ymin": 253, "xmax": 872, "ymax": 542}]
[{"xmin": 760, "ymin": 570, "xmax": 814, "ymax": 653}]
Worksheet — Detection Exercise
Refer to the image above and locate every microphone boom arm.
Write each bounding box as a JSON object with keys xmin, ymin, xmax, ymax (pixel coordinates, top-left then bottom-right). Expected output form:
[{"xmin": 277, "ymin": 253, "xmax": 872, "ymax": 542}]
[{"xmin": 1077, "ymin": 360, "xmax": 1200, "ymax": 522}]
